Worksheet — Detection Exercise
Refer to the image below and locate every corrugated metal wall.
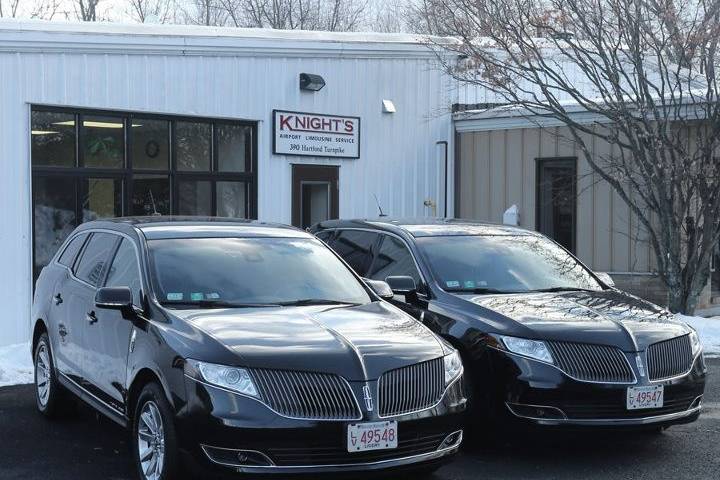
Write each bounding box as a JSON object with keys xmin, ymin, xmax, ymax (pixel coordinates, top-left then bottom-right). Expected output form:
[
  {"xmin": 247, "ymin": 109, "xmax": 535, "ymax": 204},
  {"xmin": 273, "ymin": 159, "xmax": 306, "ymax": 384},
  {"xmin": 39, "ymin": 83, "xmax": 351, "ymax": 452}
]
[
  {"xmin": 0, "ymin": 27, "xmax": 455, "ymax": 346},
  {"xmin": 455, "ymin": 127, "xmax": 654, "ymax": 274}
]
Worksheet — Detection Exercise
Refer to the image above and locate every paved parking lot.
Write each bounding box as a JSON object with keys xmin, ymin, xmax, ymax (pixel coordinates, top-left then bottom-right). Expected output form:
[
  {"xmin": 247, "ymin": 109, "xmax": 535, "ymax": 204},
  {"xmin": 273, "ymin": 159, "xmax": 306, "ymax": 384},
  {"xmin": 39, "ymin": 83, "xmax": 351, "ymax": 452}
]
[{"xmin": 0, "ymin": 358, "xmax": 717, "ymax": 480}]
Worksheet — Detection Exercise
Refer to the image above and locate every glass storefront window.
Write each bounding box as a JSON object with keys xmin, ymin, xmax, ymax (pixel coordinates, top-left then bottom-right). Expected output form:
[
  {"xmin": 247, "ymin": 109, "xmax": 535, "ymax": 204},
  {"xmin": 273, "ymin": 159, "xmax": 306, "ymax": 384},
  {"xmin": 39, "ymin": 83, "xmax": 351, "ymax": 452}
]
[
  {"xmin": 82, "ymin": 178, "xmax": 123, "ymax": 221},
  {"xmin": 31, "ymin": 111, "xmax": 76, "ymax": 167},
  {"xmin": 132, "ymin": 119, "xmax": 169, "ymax": 170},
  {"xmin": 33, "ymin": 176, "xmax": 77, "ymax": 279},
  {"xmin": 132, "ymin": 175, "xmax": 170, "ymax": 216},
  {"xmin": 217, "ymin": 123, "xmax": 251, "ymax": 172},
  {"xmin": 217, "ymin": 181, "xmax": 247, "ymax": 218},
  {"xmin": 178, "ymin": 180, "xmax": 212, "ymax": 216},
  {"xmin": 83, "ymin": 115, "xmax": 125, "ymax": 168},
  {"xmin": 176, "ymin": 121, "xmax": 211, "ymax": 171}
]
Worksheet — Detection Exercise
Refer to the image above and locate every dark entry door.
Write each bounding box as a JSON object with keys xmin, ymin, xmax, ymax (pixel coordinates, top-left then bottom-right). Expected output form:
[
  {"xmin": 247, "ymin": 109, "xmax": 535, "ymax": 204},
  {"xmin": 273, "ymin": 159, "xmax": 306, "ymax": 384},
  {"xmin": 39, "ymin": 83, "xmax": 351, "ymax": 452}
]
[
  {"xmin": 292, "ymin": 165, "xmax": 339, "ymax": 229},
  {"xmin": 536, "ymin": 158, "xmax": 577, "ymax": 253}
]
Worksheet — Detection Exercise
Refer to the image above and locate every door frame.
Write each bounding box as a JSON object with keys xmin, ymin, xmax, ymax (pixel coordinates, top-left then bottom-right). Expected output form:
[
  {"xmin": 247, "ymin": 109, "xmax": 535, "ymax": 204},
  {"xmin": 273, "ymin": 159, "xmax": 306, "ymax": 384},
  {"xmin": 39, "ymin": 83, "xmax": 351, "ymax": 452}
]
[
  {"xmin": 535, "ymin": 156, "xmax": 578, "ymax": 253},
  {"xmin": 291, "ymin": 164, "xmax": 339, "ymax": 229}
]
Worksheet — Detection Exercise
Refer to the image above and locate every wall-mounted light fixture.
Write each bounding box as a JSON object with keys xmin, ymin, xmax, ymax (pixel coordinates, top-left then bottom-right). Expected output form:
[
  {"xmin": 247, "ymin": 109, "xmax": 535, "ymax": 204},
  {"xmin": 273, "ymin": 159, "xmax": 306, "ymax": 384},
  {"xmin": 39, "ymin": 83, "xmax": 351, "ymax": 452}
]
[
  {"xmin": 299, "ymin": 73, "xmax": 326, "ymax": 91},
  {"xmin": 382, "ymin": 99, "xmax": 396, "ymax": 113}
]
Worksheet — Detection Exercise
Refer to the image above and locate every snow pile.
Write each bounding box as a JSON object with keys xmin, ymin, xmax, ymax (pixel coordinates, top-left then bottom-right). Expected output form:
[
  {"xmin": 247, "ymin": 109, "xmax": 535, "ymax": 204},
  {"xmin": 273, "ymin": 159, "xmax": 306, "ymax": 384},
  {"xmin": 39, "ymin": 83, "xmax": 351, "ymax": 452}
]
[
  {"xmin": 677, "ymin": 315, "xmax": 720, "ymax": 357},
  {"xmin": 0, "ymin": 342, "xmax": 33, "ymax": 387}
]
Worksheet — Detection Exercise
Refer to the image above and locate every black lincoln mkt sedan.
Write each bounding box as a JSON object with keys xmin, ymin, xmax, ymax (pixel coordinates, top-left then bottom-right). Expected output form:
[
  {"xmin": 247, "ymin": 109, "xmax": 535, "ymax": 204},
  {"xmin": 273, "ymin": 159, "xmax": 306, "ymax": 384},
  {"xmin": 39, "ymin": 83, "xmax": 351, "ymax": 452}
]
[
  {"xmin": 311, "ymin": 218, "xmax": 707, "ymax": 432},
  {"xmin": 31, "ymin": 217, "xmax": 466, "ymax": 480}
]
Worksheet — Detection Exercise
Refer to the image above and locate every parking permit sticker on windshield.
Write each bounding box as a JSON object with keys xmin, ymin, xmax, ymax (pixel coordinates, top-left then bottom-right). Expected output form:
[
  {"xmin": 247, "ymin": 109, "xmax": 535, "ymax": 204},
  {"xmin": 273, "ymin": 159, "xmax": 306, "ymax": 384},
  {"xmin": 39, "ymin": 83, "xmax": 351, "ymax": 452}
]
[
  {"xmin": 190, "ymin": 292, "xmax": 204, "ymax": 301},
  {"xmin": 464, "ymin": 280, "xmax": 475, "ymax": 288},
  {"xmin": 167, "ymin": 293, "xmax": 183, "ymax": 301},
  {"xmin": 446, "ymin": 281, "xmax": 460, "ymax": 288},
  {"xmin": 206, "ymin": 292, "xmax": 220, "ymax": 299}
]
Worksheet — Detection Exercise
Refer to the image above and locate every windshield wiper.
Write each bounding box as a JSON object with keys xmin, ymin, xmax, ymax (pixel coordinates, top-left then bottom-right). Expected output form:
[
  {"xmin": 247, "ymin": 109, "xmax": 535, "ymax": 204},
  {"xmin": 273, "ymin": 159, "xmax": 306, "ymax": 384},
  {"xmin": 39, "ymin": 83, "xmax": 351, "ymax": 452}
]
[
  {"xmin": 276, "ymin": 298, "xmax": 361, "ymax": 307},
  {"xmin": 160, "ymin": 300, "xmax": 281, "ymax": 309},
  {"xmin": 524, "ymin": 287, "xmax": 596, "ymax": 293},
  {"xmin": 444, "ymin": 287, "xmax": 517, "ymax": 295}
]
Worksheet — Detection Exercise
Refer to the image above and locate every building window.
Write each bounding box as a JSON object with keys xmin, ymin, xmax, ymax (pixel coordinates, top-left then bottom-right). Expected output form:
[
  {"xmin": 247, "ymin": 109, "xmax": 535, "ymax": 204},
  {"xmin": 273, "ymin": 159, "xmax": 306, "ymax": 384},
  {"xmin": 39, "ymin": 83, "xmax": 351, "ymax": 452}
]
[
  {"xmin": 536, "ymin": 157, "xmax": 577, "ymax": 253},
  {"xmin": 31, "ymin": 106, "xmax": 258, "ymax": 282}
]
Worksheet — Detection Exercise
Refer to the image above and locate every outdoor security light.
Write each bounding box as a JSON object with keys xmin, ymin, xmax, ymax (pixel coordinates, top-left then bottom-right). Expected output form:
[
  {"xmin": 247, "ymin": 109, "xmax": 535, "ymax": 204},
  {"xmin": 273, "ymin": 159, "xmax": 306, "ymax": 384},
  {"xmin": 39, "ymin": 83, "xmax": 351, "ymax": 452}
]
[
  {"xmin": 299, "ymin": 73, "xmax": 326, "ymax": 91},
  {"xmin": 382, "ymin": 99, "xmax": 396, "ymax": 113}
]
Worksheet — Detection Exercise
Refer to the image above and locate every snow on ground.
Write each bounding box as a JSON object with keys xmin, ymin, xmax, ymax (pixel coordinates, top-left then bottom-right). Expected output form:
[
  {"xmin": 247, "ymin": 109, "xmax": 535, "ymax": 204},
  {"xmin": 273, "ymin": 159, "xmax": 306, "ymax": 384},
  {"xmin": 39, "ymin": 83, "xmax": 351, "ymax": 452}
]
[
  {"xmin": 0, "ymin": 342, "xmax": 33, "ymax": 387},
  {"xmin": 677, "ymin": 315, "xmax": 720, "ymax": 357}
]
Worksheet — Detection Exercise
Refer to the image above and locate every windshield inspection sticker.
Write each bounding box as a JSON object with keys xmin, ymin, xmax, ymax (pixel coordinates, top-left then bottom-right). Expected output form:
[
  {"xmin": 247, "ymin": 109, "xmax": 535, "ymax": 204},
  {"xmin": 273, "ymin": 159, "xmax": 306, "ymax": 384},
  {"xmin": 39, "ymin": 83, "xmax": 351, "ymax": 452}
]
[
  {"xmin": 205, "ymin": 292, "xmax": 220, "ymax": 300},
  {"xmin": 446, "ymin": 280, "xmax": 460, "ymax": 288},
  {"xmin": 190, "ymin": 292, "xmax": 204, "ymax": 301},
  {"xmin": 464, "ymin": 280, "xmax": 476, "ymax": 289},
  {"xmin": 167, "ymin": 293, "xmax": 183, "ymax": 301}
]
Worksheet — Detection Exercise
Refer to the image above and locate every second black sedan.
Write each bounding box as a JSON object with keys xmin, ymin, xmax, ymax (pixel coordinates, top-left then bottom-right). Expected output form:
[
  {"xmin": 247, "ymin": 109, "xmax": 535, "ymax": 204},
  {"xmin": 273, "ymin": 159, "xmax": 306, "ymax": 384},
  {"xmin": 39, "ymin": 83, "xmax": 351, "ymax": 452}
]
[
  {"xmin": 31, "ymin": 217, "xmax": 465, "ymax": 480},
  {"xmin": 311, "ymin": 218, "xmax": 707, "ymax": 432}
]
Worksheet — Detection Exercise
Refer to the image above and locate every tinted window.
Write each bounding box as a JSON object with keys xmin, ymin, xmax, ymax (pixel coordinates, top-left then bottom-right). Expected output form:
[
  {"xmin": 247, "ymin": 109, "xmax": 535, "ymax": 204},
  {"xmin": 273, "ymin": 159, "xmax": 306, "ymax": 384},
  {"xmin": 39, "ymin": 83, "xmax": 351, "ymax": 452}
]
[
  {"xmin": 368, "ymin": 235, "xmax": 421, "ymax": 284},
  {"xmin": 58, "ymin": 233, "xmax": 88, "ymax": 267},
  {"xmin": 31, "ymin": 111, "xmax": 76, "ymax": 167},
  {"xmin": 315, "ymin": 230, "xmax": 334, "ymax": 243},
  {"xmin": 149, "ymin": 237, "xmax": 371, "ymax": 306},
  {"xmin": 105, "ymin": 239, "xmax": 142, "ymax": 305},
  {"xmin": 417, "ymin": 234, "xmax": 603, "ymax": 293},
  {"xmin": 75, "ymin": 233, "xmax": 116, "ymax": 286},
  {"xmin": 332, "ymin": 230, "xmax": 378, "ymax": 276}
]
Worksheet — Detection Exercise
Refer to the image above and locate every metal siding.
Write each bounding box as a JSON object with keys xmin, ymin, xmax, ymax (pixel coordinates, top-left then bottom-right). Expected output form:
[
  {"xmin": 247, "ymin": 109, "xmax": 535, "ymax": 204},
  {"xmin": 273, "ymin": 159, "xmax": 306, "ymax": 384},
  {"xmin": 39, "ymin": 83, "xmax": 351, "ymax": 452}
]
[{"xmin": 0, "ymin": 37, "xmax": 453, "ymax": 346}]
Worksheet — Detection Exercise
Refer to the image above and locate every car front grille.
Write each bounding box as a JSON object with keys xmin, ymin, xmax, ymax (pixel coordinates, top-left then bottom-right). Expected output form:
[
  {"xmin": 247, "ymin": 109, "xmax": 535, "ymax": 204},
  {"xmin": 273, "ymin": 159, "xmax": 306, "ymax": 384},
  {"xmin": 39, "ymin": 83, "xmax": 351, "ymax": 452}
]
[
  {"xmin": 546, "ymin": 341, "xmax": 635, "ymax": 384},
  {"xmin": 250, "ymin": 368, "xmax": 361, "ymax": 420},
  {"xmin": 647, "ymin": 334, "xmax": 694, "ymax": 381},
  {"xmin": 378, "ymin": 358, "xmax": 446, "ymax": 417}
]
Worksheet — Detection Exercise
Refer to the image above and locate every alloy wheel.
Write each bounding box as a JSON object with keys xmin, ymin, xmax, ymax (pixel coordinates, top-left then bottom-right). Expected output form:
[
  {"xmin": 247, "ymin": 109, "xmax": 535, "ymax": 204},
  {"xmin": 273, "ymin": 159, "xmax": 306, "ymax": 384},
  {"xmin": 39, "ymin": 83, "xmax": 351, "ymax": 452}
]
[
  {"xmin": 137, "ymin": 400, "xmax": 165, "ymax": 480},
  {"xmin": 35, "ymin": 343, "xmax": 51, "ymax": 407}
]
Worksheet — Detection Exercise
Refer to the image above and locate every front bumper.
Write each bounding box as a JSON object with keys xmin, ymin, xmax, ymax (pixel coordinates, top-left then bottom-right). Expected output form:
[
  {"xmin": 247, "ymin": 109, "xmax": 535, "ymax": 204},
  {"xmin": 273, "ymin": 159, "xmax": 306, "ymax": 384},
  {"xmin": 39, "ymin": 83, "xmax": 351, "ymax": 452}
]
[
  {"xmin": 488, "ymin": 347, "xmax": 706, "ymax": 427},
  {"xmin": 177, "ymin": 375, "xmax": 466, "ymax": 474}
]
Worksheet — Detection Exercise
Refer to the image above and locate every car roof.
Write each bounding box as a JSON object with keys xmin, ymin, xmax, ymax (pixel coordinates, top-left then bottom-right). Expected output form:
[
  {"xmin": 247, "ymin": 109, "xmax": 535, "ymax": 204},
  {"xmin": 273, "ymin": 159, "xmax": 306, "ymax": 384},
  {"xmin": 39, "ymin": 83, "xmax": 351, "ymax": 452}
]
[
  {"xmin": 76, "ymin": 216, "xmax": 311, "ymax": 240},
  {"xmin": 315, "ymin": 217, "xmax": 536, "ymax": 238}
]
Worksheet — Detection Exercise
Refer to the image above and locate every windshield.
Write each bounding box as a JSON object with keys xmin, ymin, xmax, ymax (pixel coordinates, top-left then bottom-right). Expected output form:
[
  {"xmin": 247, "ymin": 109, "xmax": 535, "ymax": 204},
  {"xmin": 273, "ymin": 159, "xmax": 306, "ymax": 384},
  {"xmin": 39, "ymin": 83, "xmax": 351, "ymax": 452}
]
[
  {"xmin": 417, "ymin": 234, "xmax": 604, "ymax": 294},
  {"xmin": 148, "ymin": 237, "xmax": 371, "ymax": 307}
]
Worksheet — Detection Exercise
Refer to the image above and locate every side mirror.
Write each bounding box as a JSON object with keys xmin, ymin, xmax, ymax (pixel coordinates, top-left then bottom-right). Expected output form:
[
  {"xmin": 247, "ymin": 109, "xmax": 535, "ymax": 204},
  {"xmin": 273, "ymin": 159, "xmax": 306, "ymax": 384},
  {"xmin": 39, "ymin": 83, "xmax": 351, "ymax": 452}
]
[
  {"xmin": 363, "ymin": 279, "xmax": 395, "ymax": 300},
  {"xmin": 385, "ymin": 276, "xmax": 417, "ymax": 295},
  {"xmin": 595, "ymin": 272, "xmax": 615, "ymax": 287},
  {"xmin": 95, "ymin": 287, "xmax": 134, "ymax": 317}
]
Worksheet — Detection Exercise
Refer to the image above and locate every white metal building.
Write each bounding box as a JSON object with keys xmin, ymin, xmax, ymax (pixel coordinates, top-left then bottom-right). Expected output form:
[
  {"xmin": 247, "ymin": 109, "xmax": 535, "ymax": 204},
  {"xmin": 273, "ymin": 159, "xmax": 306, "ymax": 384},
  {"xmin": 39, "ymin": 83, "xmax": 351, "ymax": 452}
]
[{"xmin": 0, "ymin": 20, "xmax": 456, "ymax": 346}]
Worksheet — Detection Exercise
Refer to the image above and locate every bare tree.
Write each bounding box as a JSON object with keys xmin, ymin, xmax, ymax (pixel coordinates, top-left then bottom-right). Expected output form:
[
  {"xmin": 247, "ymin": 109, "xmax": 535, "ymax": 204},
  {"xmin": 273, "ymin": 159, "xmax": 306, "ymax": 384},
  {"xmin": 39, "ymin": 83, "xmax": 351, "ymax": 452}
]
[
  {"xmin": 0, "ymin": 0, "xmax": 61, "ymax": 18},
  {"xmin": 218, "ymin": 0, "xmax": 368, "ymax": 31},
  {"xmin": 73, "ymin": 0, "xmax": 101, "ymax": 20},
  {"xmin": 127, "ymin": 0, "xmax": 176, "ymax": 23},
  {"xmin": 0, "ymin": 0, "xmax": 22, "ymax": 17},
  {"xmin": 431, "ymin": 0, "xmax": 720, "ymax": 314},
  {"xmin": 181, "ymin": 0, "xmax": 229, "ymax": 25}
]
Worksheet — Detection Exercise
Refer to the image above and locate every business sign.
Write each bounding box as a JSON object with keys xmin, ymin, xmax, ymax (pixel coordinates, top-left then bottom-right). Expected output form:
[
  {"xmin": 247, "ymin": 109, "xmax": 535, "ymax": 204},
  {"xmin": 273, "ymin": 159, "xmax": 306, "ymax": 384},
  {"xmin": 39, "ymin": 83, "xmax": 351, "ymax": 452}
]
[{"xmin": 273, "ymin": 110, "xmax": 360, "ymax": 159}]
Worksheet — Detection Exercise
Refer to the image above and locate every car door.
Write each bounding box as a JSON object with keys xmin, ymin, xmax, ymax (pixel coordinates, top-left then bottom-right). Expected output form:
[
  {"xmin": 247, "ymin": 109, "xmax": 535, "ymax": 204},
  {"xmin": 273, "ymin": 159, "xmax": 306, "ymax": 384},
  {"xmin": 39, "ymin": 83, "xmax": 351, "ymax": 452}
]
[
  {"xmin": 63, "ymin": 232, "xmax": 118, "ymax": 391},
  {"xmin": 48, "ymin": 232, "xmax": 89, "ymax": 378},
  {"xmin": 366, "ymin": 233, "xmax": 429, "ymax": 320},
  {"xmin": 83, "ymin": 236, "xmax": 142, "ymax": 413}
]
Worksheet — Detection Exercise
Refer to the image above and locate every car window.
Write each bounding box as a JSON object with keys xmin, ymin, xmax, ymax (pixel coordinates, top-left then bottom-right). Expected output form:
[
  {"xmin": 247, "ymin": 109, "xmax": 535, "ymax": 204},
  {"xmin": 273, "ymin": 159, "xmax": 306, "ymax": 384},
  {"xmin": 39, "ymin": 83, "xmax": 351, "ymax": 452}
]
[
  {"xmin": 315, "ymin": 230, "xmax": 335, "ymax": 244},
  {"xmin": 105, "ymin": 238, "xmax": 142, "ymax": 306},
  {"xmin": 331, "ymin": 230, "xmax": 379, "ymax": 276},
  {"xmin": 74, "ymin": 233, "xmax": 116, "ymax": 286},
  {"xmin": 368, "ymin": 234, "xmax": 421, "ymax": 285},
  {"xmin": 58, "ymin": 233, "xmax": 88, "ymax": 268}
]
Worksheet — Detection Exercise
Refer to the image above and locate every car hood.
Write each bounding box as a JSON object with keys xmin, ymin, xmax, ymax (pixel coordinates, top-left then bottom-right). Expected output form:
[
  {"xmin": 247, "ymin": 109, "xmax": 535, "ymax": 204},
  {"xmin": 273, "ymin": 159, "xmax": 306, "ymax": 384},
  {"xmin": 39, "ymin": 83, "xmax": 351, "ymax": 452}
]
[
  {"xmin": 171, "ymin": 301, "xmax": 445, "ymax": 381},
  {"xmin": 459, "ymin": 289, "xmax": 690, "ymax": 351}
]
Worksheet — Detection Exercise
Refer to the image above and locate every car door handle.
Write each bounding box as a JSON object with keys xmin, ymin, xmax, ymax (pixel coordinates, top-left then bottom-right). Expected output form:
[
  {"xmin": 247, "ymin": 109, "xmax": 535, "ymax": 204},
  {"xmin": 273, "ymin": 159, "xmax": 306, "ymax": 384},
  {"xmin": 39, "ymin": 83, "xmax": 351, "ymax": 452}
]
[
  {"xmin": 86, "ymin": 311, "xmax": 98, "ymax": 325},
  {"xmin": 54, "ymin": 293, "xmax": 63, "ymax": 305}
]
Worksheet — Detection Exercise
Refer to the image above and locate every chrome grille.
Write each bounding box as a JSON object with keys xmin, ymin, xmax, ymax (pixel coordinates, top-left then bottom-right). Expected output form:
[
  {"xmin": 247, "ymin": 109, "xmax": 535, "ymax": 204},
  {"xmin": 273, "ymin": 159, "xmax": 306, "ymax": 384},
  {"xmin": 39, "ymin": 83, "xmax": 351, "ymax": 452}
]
[
  {"xmin": 546, "ymin": 341, "xmax": 635, "ymax": 383},
  {"xmin": 647, "ymin": 335, "xmax": 694, "ymax": 381},
  {"xmin": 378, "ymin": 358, "xmax": 445, "ymax": 417},
  {"xmin": 250, "ymin": 369, "xmax": 361, "ymax": 420}
]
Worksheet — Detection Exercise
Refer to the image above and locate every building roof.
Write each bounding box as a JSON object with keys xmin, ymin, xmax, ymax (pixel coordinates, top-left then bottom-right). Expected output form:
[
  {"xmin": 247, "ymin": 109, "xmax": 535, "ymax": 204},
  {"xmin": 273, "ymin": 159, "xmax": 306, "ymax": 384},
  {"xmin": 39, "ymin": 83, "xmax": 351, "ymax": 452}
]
[{"xmin": 0, "ymin": 19, "xmax": 458, "ymax": 59}]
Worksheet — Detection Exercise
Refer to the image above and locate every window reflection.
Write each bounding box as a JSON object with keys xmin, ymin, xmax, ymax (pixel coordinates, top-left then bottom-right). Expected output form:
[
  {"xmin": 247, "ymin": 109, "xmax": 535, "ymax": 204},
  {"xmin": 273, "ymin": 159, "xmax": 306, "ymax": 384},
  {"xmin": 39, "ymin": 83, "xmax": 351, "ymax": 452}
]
[
  {"xmin": 178, "ymin": 180, "xmax": 212, "ymax": 216},
  {"xmin": 132, "ymin": 119, "xmax": 169, "ymax": 170},
  {"xmin": 33, "ymin": 176, "xmax": 77, "ymax": 279},
  {"xmin": 217, "ymin": 123, "xmax": 251, "ymax": 172},
  {"xmin": 176, "ymin": 121, "xmax": 211, "ymax": 171},
  {"xmin": 31, "ymin": 111, "xmax": 76, "ymax": 167},
  {"xmin": 82, "ymin": 178, "xmax": 122, "ymax": 221},
  {"xmin": 217, "ymin": 181, "xmax": 246, "ymax": 218},
  {"xmin": 132, "ymin": 175, "xmax": 170, "ymax": 216},
  {"xmin": 83, "ymin": 116, "xmax": 125, "ymax": 168}
]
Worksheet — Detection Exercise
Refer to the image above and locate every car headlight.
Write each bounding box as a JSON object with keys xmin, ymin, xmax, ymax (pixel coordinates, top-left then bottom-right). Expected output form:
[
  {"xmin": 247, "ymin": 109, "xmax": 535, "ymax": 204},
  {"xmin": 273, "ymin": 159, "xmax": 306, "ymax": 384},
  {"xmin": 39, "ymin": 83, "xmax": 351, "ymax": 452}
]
[
  {"xmin": 499, "ymin": 336, "xmax": 554, "ymax": 364},
  {"xmin": 443, "ymin": 350, "xmax": 463, "ymax": 384},
  {"xmin": 689, "ymin": 330, "xmax": 703, "ymax": 357},
  {"xmin": 185, "ymin": 359, "xmax": 259, "ymax": 398}
]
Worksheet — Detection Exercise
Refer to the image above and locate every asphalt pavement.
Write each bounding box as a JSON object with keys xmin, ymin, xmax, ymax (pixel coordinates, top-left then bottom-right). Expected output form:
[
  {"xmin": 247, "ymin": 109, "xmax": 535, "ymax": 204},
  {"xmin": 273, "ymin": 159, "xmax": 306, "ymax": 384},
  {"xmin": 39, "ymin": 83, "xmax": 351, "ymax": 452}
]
[{"xmin": 0, "ymin": 358, "xmax": 718, "ymax": 480}]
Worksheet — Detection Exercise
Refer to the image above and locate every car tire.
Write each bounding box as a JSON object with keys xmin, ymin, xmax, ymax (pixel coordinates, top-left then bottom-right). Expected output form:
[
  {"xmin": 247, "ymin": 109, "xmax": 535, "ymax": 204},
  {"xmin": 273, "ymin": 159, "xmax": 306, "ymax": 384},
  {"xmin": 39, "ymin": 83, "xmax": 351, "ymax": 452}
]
[
  {"xmin": 132, "ymin": 383, "xmax": 181, "ymax": 480},
  {"xmin": 34, "ymin": 332, "xmax": 67, "ymax": 418}
]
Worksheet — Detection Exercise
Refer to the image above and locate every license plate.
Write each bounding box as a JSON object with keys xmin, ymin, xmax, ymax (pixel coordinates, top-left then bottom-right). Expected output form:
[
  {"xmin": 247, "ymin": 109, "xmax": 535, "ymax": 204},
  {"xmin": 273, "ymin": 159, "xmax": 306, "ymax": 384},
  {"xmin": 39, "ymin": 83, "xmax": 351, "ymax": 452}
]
[
  {"xmin": 627, "ymin": 385, "xmax": 664, "ymax": 410},
  {"xmin": 347, "ymin": 421, "xmax": 398, "ymax": 452}
]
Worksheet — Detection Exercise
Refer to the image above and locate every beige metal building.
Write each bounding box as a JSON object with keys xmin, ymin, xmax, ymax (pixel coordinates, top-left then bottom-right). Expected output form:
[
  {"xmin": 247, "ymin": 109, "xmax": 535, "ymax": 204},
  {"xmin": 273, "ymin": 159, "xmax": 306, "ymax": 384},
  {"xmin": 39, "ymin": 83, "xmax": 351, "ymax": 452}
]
[{"xmin": 453, "ymin": 109, "xmax": 718, "ymax": 309}]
